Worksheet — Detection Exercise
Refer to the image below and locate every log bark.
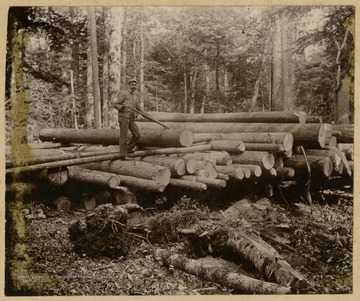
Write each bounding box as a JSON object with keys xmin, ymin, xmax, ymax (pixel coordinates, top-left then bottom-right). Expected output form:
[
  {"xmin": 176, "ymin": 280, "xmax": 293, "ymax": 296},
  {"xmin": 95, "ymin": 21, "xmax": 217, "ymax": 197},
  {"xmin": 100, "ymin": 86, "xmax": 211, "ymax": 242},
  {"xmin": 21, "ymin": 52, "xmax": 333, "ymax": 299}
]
[
  {"xmin": 81, "ymin": 160, "xmax": 171, "ymax": 186},
  {"xmin": 68, "ymin": 166, "xmax": 120, "ymax": 188},
  {"xmin": 39, "ymin": 128, "xmax": 194, "ymax": 147},
  {"xmin": 181, "ymin": 175, "xmax": 226, "ymax": 188},
  {"xmin": 231, "ymin": 152, "xmax": 275, "ymax": 170},
  {"xmin": 210, "ymin": 140, "xmax": 245, "ymax": 153},
  {"xmin": 194, "ymin": 132, "xmax": 293, "ymax": 152},
  {"xmin": 139, "ymin": 122, "xmax": 331, "ymax": 148},
  {"xmin": 140, "ymin": 156, "xmax": 186, "ymax": 177},
  {"xmin": 216, "ymin": 229, "xmax": 308, "ymax": 289},
  {"xmin": 284, "ymin": 155, "xmax": 333, "ymax": 177},
  {"xmin": 216, "ymin": 165, "xmax": 245, "ymax": 180},
  {"xmin": 332, "ymin": 124, "xmax": 353, "ymax": 143},
  {"xmin": 244, "ymin": 143, "xmax": 284, "ymax": 152},
  {"xmin": 139, "ymin": 111, "xmax": 307, "ymax": 123},
  {"xmin": 129, "ymin": 144, "xmax": 212, "ymax": 157},
  {"xmin": 168, "ymin": 178, "xmax": 207, "ymax": 191},
  {"xmin": 154, "ymin": 249, "xmax": 291, "ymax": 294}
]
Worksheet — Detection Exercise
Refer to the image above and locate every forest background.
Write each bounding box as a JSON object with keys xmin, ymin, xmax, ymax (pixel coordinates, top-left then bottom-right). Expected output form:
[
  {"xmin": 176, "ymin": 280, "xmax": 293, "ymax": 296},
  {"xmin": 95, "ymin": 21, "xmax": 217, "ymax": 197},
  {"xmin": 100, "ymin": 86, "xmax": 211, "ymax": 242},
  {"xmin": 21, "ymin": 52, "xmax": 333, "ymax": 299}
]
[{"xmin": 4, "ymin": 5, "xmax": 355, "ymax": 145}]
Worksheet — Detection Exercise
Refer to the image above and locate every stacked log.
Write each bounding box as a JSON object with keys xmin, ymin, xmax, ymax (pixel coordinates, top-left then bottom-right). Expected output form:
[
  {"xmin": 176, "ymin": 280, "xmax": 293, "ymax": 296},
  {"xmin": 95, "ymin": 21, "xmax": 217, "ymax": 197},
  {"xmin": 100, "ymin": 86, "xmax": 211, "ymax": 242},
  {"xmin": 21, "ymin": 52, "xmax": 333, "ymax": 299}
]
[{"xmin": 7, "ymin": 111, "xmax": 352, "ymax": 197}]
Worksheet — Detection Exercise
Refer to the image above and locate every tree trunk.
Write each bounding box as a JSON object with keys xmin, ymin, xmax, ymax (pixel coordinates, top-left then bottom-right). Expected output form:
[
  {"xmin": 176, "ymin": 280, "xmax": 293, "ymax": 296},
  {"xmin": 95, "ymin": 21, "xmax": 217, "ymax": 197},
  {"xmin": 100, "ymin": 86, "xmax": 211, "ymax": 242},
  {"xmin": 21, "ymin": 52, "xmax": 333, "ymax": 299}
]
[
  {"xmin": 138, "ymin": 111, "xmax": 307, "ymax": 123},
  {"xmin": 39, "ymin": 128, "xmax": 194, "ymax": 147},
  {"xmin": 69, "ymin": 7, "xmax": 80, "ymax": 93},
  {"xmin": 88, "ymin": 7, "xmax": 102, "ymax": 128},
  {"xmin": 121, "ymin": 9, "xmax": 127, "ymax": 88},
  {"xmin": 189, "ymin": 69, "xmax": 197, "ymax": 114},
  {"xmin": 154, "ymin": 249, "xmax": 291, "ymax": 294},
  {"xmin": 272, "ymin": 13, "xmax": 283, "ymax": 111},
  {"xmin": 138, "ymin": 122, "xmax": 331, "ymax": 148},
  {"xmin": 102, "ymin": 7, "xmax": 110, "ymax": 127},
  {"xmin": 183, "ymin": 71, "xmax": 188, "ymax": 113},
  {"xmin": 139, "ymin": 10, "xmax": 145, "ymax": 109},
  {"xmin": 231, "ymin": 152, "xmax": 275, "ymax": 170},
  {"xmin": 81, "ymin": 160, "xmax": 171, "ymax": 186},
  {"xmin": 109, "ymin": 7, "xmax": 123, "ymax": 106},
  {"xmin": 68, "ymin": 166, "xmax": 120, "ymax": 188},
  {"xmin": 85, "ymin": 25, "xmax": 94, "ymax": 128}
]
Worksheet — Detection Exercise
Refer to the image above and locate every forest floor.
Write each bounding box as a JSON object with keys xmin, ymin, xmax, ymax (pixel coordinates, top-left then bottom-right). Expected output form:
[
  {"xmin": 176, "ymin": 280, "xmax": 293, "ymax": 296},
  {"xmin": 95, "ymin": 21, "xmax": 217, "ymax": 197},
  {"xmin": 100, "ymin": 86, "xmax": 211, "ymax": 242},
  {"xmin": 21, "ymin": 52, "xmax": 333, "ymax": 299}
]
[{"xmin": 5, "ymin": 183, "xmax": 354, "ymax": 296}]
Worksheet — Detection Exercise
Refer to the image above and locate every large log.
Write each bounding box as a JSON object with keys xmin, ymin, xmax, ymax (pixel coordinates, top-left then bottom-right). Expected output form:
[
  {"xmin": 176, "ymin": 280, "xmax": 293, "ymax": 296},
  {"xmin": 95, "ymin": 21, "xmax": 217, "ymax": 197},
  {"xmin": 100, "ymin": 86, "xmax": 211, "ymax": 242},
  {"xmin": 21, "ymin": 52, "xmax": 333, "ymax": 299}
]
[
  {"xmin": 129, "ymin": 144, "xmax": 212, "ymax": 157},
  {"xmin": 194, "ymin": 132, "xmax": 294, "ymax": 152},
  {"xmin": 154, "ymin": 249, "xmax": 291, "ymax": 294},
  {"xmin": 81, "ymin": 160, "xmax": 171, "ymax": 186},
  {"xmin": 284, "ymin": 155, "xmax": 333, "ymax": 177},
  {"xmin": 138, "ymin": 111, "xmax": 307, "ymax": 123},
  {"xmin": 332, "ymin": 124, "xmax": 354, "ymax": 143},
  {"xmin": 231, "ymin": 152, "xmax": 275, "ymax": 170},
  {"xmin": 210, "ymin": 140, "xmax": 245, "ymax": 153},
  {"xmin": 68, "ymin": 166, "xmax": 120, "ymax": 188},
  {"xmin": 168, "ymin": 178, "xmax": 207, "ymax": 191},
  {"xmin": 39, "ymin": 128, "xmax": 194, "ymax": 147},
  {"xmin": 139, "ymin": 122, "xmax": 331, "ymax": 148},
  {"xmin": 139, "ymin": 156, "xmax": 186, "ymax": 177}
]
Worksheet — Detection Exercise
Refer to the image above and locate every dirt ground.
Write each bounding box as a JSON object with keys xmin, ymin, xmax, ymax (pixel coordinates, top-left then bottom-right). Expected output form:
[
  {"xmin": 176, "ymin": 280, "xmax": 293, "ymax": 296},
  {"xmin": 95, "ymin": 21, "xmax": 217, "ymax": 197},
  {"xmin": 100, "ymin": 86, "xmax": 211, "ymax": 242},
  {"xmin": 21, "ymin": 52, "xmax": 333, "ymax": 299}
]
[{"xmin": 5, "ymin": 182, "xmax": 353, "ymax": 296}]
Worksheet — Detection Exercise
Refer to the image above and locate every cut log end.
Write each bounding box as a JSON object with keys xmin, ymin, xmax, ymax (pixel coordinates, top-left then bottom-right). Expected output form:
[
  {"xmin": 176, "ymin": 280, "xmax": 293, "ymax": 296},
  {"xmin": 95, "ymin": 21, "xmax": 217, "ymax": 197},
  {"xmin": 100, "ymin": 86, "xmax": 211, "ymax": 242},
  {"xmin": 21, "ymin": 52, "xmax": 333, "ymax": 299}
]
[
  {"xmin": 262, "ymin": 153, "xmax": 275, "ymax": 170},
  {"xmin": 108, "ymin": 176, "xmax": 121, "ymax": 188},
  {"xmin": 179, "ymin": 129, "xmax": 195, "ymax": 147},
  {"xmin": 283, "ymin": 133, "xmax": 294, "ymax": 152}
]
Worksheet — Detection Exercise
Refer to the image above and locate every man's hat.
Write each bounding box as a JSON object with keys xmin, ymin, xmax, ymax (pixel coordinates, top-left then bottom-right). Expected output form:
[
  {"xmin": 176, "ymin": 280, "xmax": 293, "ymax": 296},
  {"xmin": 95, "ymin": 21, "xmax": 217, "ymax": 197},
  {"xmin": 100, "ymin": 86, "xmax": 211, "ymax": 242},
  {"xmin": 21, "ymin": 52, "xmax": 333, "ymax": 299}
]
[{"xmin": 128, "ymin": 78, "xmax": 138, "ymax": 84}]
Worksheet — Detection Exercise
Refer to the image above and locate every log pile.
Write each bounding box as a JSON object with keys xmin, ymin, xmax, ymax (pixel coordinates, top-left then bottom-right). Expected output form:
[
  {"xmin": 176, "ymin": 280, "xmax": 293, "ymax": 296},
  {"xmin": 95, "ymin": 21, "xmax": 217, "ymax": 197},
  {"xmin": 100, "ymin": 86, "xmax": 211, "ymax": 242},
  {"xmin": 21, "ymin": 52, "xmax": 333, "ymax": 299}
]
[{"xmin": 6, "ymin": 111, "xmax": 353, "ymax": 201}]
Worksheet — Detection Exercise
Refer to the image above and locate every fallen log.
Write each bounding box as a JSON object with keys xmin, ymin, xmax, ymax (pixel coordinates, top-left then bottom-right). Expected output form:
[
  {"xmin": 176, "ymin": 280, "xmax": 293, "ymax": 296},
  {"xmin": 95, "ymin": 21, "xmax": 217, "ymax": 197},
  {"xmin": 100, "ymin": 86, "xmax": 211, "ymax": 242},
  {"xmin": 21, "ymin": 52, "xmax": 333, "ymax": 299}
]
[
  {"xmin": 181, "ymin": 175, "xmax": 226, "ymax": 188},
  {"xmin": 168, "ymin": 178, "xmax": 207, "ymax": 191},
  {"xmin": 154, "ymin": 249, "xmax": 291, "ymax": 294},
  {"xmin": 216, "ymin": 165, "xmax": 245, "ymax": 181},
  {"xmin": 209, "ymin": 228, "xmax": 308, "ymax": 289},
  {"xmin": 39, "ymin": 128, "xmax": 194, "ymax": 147},
  {"xmin": 231, "ymin": 152, "xmax": 275, "ymax": 170},
  {"xmin": 138, "ymin": 122, "xmax": 331, "ymax": 148},
  {"xmin": 284, "ymin": 155, "xmax": 333, "ymax": 177},
  {"xmin": 68, "ymin": 166, "xmax": 120, "ymax": 188},
  {"xmin": 261, "ymin": 167, "xmax": 295, "ymax": 180},
  {"xmin": 332, "ymin": 124, "xmax": 353, "ymax": 143},
  {"xmin": 81, "ymin": 160, "xmax": 171, "ymax": 186},
  {"xmin": 210, "ymin": 140, "xmax": 245, "ymax": 153},
  {"xmin": 139, "ymin": 156, "xmax": 186, "ymax": 177},
  {"xmin": 139, "ymin": 111, "xmax": 307, "ymax": 123},
  {"xmin": 194, "ymin": 132, "xmax": 294, "ymax": 152}
]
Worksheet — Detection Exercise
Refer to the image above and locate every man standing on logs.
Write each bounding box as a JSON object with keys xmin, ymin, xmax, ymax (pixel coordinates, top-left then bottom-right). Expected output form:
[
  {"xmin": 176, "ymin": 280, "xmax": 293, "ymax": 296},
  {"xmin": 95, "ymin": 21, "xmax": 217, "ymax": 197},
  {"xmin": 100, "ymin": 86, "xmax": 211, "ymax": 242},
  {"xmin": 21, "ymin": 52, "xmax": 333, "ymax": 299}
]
[{"xmin": 114, "ymin": 78, "xmax": 146, "ymax": 160}]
